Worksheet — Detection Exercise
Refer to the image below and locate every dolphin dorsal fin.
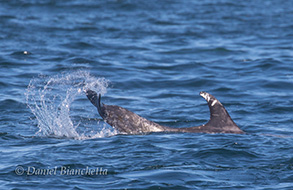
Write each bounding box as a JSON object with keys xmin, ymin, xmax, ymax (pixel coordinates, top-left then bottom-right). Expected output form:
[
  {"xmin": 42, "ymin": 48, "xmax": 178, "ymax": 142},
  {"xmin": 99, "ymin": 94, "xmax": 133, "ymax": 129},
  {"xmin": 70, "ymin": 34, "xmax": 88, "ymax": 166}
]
[{"xmin": 200, "ymin": 91, "xmax": 242, "ymax": 133}]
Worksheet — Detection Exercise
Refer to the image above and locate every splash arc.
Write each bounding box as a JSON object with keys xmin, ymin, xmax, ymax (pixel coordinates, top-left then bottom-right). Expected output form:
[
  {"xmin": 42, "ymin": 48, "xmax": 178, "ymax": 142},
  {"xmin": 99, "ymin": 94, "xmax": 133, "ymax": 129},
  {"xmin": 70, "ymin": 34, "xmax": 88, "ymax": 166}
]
[{"xmin": 86, "ymin": 90, "xmax": 244, "ymax": 134}]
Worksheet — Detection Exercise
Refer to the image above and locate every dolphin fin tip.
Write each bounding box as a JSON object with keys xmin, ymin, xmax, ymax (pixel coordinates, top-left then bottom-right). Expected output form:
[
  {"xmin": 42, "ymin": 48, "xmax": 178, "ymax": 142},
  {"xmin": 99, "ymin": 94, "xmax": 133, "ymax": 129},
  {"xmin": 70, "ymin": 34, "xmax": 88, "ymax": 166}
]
[
  {"xmin": 199, "ymin": 91, "xmax": 212, "ymax": 102},
  {"xmin": 85, "ymin": 89, "xmax": 105, "ymax": 118},
  {"xmin": 85, "ymin": 89, "xmax": 98, "ymax": 107}
]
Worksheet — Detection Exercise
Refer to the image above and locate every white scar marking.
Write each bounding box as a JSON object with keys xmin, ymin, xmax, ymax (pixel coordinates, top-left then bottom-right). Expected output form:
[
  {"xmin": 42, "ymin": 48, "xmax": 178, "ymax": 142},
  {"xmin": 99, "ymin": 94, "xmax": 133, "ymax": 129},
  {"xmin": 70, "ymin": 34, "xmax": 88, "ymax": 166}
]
[
  {"xmin": 201, "ymin": 93, "xmax": 210, "ymax": 102},
  {"xmin": 211, "ymin": 100, "xmax": 217, "ymax": 106}
]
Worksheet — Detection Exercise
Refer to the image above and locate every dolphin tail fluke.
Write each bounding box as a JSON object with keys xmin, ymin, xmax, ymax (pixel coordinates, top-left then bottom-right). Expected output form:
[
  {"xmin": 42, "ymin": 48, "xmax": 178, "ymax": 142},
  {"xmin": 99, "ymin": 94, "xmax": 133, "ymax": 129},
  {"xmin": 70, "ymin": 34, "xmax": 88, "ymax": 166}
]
[{"xmin": 85, "ymin": 89, "xmax": 104, "ymax": 118}]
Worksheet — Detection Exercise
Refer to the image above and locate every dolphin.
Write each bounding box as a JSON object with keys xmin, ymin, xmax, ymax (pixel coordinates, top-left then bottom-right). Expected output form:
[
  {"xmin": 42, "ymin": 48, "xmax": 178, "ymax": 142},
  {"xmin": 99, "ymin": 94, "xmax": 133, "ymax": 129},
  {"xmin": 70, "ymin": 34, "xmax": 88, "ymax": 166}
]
[{"xmin": 86, "ymin": 90, "xmax": 244, "ymax": 134}]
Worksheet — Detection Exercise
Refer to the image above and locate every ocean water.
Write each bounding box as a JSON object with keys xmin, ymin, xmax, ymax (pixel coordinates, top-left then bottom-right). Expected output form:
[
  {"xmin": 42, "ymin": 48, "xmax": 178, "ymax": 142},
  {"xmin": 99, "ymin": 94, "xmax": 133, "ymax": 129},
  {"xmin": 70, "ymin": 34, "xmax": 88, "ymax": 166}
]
[{"xmin": 1, "ymin": 0, "xmax": 293, "ymax": 189}]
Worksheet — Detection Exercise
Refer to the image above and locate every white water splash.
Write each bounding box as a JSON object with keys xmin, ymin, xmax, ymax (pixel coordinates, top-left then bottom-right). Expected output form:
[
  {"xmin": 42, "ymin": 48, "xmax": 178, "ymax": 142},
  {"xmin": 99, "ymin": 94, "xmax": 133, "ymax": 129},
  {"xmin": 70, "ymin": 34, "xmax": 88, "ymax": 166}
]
[{"xmin": 25, "ymin": 71, "xmax": 117, "ymax": 140}]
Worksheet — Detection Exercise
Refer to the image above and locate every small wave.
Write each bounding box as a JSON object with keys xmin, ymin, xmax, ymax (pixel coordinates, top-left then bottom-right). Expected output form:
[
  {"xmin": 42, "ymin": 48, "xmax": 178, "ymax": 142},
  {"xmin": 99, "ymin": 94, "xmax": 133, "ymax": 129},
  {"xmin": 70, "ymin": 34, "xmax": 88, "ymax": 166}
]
[{"xmin": 25, "ymin": 71, "xmax": 117, "ymax": 140}]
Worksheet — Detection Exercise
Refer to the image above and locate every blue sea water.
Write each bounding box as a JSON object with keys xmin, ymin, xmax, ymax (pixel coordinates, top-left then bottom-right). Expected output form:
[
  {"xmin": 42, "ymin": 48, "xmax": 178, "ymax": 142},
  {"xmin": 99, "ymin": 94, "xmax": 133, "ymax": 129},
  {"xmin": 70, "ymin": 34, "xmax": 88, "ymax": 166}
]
[{"xmin": 0, "ymin": 0, "xmax": 293, "ymax": 189}]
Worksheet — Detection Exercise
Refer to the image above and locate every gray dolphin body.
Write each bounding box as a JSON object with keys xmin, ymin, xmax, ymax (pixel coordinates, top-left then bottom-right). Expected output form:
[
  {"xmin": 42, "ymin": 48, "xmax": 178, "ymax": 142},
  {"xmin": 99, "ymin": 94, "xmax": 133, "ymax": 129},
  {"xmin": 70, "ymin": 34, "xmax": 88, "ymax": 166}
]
[{"xmin": 86, "ymin": 90, "xmax": 244, "ymax": 134}]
